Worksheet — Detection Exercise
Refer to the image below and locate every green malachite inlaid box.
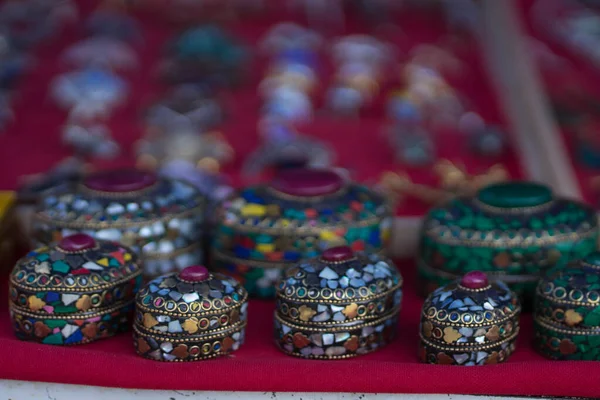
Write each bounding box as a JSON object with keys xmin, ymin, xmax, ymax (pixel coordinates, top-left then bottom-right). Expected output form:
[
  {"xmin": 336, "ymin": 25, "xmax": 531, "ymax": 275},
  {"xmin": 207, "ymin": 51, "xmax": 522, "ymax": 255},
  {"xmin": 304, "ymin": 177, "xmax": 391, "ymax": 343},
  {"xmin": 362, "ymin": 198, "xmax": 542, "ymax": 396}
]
[
  {"xmin": 9, "ymin": 234, "xmax": 142, "ymax": 345},
  {"xmin": 417, "ymin": 182, "xmax": 599, "ymax": 299},
  {"xmin": 211, "ymin": 169, "xmax": 393, "ymax": 298},
  {"xmin": 534, "ymin": 252, "xmax": 600, "ymax": 360}
]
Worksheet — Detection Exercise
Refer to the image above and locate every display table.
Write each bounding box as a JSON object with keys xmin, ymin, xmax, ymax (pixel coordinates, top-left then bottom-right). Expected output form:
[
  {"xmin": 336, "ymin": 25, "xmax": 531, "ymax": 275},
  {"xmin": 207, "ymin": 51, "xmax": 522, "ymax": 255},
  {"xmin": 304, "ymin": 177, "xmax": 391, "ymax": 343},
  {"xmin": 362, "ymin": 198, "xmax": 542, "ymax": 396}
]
[{"xmin": 0, "ymin": 0, "xmax": 598, "ymax": 398}]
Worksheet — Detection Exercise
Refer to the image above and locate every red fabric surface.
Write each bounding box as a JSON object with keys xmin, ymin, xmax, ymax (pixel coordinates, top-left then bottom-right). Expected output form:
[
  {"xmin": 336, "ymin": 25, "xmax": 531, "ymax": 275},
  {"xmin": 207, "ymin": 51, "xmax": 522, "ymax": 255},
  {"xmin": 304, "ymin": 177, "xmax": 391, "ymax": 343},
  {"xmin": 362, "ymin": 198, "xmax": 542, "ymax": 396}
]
[
  {"xmin": 1, "ymin": 1, "xmax": 592, "ymax": 397},
  {"xmin": 0, "ymin": 1, "xmax": 524, "ymax": 216},
  {"xmin": 517, "ymin": 0, "xmax": 600, "ymax": 205},
  {"xmin": 2, "ymin": 263, "xmax": 600, "ymax": 397}
]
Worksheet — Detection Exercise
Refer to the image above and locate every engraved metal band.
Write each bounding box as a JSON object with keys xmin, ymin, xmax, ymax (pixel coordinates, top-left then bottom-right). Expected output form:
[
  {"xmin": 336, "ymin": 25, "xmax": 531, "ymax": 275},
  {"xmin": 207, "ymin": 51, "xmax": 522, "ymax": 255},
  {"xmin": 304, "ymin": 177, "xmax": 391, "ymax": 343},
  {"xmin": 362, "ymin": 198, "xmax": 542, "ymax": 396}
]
[
  {"xmin": 421, "ymin": 308, "xmax": 521, "ymax": 328},
  {"xmin": 9, "ymin": 266, "xmax": 143, "ymax": 293},
  {"xmin": 419, "ymin": 328, "xmax": 520, "ymax": 352},
  {"xmin": 417, "ymin": 259, "xmax": 541, "ymax": 283},
  {"xmin": 276, "ymin": 281, "xmax": 402, "ymax": 305},
  {"xmin": 10, "ymin": 299, "xmax": 135, "ymax": 319},
  {"xmin": 219, "ymin": 212, "xmax": 392, "ymax": 235},
  {"xmin": 276, "ymin": 309, "xmax": 399, "ymax": 333},
  {"xmin": 421, "ymin": 224, "xmax": 598, "ymax": 247},
  {"xmin": 33, "ymin": 204, "xmax": 204, "ymax": 230},
  {"xmin": 534, "ymin": 316, "xmax": 600, "ymax": 336}
]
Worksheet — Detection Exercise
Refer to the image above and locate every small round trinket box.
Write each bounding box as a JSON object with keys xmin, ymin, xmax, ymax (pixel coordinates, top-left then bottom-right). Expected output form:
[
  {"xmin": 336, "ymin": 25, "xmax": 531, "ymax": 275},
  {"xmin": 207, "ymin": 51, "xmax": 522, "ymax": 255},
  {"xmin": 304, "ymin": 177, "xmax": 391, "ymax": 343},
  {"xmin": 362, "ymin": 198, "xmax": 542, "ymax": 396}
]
[
  {"xmin": 417, "ymin": 181, "xmax": 598, "ymax": 298},
  {"xmin": 9, "ymin": 234, "xmax": 142, "ymax": 345},
  {"xmin": 32, "ymin": 169, "xmax": 206, "ymax": 278},
  {"xmin": 212, "ymin": 168, "xmax": 393, "ymax": 298},
  {"xmin": 133, "ymin": 265, "xmax": 248, "ymax": 361},
  {"xmin": 533, "ymin": 252, "xmax": 600, "ymax": 360},
  {"xmin": 419, "ymin": 271, "xmax": 521, "ymax": 365},
  {"xmin": 274, "ymin": 246, "xmax": 402, "ymax": 359}
]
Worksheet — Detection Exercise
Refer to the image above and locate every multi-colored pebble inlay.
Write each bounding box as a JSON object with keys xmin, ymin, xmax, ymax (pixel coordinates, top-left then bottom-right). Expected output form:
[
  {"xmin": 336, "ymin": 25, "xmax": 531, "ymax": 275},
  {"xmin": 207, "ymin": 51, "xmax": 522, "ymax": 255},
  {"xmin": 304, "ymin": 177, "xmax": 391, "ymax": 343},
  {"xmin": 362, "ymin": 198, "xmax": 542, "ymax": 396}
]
[
  {"xmin": 213, "ymin": 179, "xmax": 392, "ymax": 297},
  {"xmin": 33, "ymin": 171, "xmax": 206, "ymax": 277},
  {"xmin": 533, "ymin": 252, "xmax": 600, "ymax": 360},
  {"xmin": 419, "ymin": 272, "xmax": 521, "ymax": 365},
  {"xmin": 9, "ymin": 235, "xmax": 142, "ymax": 345},
  {"xmin": 274, "ymin": 248, "xmax": 402, "ymax": 359},
  {"xmin": 133, "ymin": 266, "xmax": 248, "ymax": 361},
  {"xmin": 418, "ymin": 182, "xmax": 598, "ymax": 298}
]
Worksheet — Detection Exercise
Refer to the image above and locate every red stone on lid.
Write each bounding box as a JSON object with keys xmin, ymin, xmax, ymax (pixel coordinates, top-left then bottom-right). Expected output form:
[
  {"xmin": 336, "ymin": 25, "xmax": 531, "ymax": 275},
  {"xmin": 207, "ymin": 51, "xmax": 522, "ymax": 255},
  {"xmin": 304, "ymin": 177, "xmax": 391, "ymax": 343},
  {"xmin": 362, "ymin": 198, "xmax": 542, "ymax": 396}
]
[
  {"xmin": 270, "ymin": 168, "xmax": 343, "ymax": 197},
  {"xmin": 461, "ymin": 271, "xmax": 489, "ymax": 289},
  {"xmin": 58, "ymin": 234, "xmax": 96, "ymax": 252},
  {"xmin": 322, "ymin": 246, "xmax": 355, "ymax": 262},
  {"xmin": 84, "ymin": 169, "xmax": 157, "ymax": 192},
  {"xmin": 179, "ymin": 265, "xmax": 210, "ymax": 282}
]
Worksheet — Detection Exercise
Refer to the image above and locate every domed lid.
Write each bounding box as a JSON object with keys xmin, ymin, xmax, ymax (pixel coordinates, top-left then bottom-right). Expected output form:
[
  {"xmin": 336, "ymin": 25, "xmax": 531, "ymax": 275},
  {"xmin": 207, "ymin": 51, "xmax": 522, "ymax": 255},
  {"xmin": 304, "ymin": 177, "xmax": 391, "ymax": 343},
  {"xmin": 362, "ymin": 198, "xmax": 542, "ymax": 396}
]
[
  {"xmin": 136, "ymin": 265, "xmax": 248, "ymax": 316},
  {"xmin": 10, "ymin": 234, "xmax": 141, "ymax": 294},
  {"xmin": 537, "ymin": 252, "xmax": 600, "ymax": 309},
  {"xmin": 35, "ymin": 168, "xmax": 205, "ymax": 228},
  {"xmin": 422, "ymin": 271, "xmax": 520, "ymax": 338},
  {"xmin": 422, "ymin": 181, "xmax": 597, "ymax": 245},
  {"xmin": 219, "ymin": 168, "xmax": 389, "ymax": 232},
  {"xmin": 277, "ymin": 246, "xmax": 402, "ymax": 303}
]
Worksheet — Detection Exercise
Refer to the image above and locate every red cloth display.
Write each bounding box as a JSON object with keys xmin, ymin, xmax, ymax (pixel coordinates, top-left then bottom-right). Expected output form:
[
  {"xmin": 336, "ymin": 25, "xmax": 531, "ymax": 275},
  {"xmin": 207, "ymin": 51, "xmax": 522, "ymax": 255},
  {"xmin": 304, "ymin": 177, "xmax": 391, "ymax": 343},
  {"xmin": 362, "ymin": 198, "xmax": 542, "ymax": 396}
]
[{"xmin": 1, "ymin": 1, "xmax": 599, "ymax": 398}]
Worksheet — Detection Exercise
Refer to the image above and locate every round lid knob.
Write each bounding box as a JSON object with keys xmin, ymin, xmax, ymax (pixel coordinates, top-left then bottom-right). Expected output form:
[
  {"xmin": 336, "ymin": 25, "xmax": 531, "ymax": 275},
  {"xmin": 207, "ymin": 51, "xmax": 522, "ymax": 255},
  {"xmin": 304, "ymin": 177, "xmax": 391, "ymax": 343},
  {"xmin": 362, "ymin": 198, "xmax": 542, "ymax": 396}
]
[
  {"xmin": 461, "ymin": 271, "xmax": 489, "ymax": 289},
  {"xmin": 58, "ymin": 234, "xmax": 97, "ymax": 252},
  {"xmin": 477, "ymin": 182, "xmax": 552, "ymax": 208},
  {"xmin": 270, "ymin": 168, "xmax": 343, "ymax": 197},
  {"xmin": 321, "ymin": 246, "xmax": 355, "ymax": 262},
  {"xmin": 84, "ymin": 169, "xmax": 157, "ymax": 192},
  {"xmin": 178, "ymin": 265, "xmax": 210, "ymax": 282}
]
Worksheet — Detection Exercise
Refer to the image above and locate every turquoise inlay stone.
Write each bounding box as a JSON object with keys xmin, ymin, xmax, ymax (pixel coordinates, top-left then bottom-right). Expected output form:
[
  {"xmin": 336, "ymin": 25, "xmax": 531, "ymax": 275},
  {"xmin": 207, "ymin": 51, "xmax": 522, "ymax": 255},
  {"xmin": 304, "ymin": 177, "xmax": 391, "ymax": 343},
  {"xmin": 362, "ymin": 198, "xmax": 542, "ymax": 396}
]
[{"xmin": 478, "ymin": 182, "xmax": 552, "ymax": 208}]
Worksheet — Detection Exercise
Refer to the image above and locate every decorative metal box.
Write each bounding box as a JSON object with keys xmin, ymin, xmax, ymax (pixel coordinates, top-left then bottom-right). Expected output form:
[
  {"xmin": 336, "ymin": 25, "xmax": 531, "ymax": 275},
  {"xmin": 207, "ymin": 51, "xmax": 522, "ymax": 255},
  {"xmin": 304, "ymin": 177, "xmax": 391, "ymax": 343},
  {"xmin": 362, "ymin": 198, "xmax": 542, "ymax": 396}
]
[
  {"xmin": 212, "ymin": 168, "xmax": 393, "ymax": 298},
  {"xmin": 417, "ymin": 181, "xmax": 598, "ymax": 298},
  {"xmin": 32, "ymin": 168, "xmax": 206, "ymax": 278},
  {"xmin": 419, "ymin": 271, "xmax": 521, "ymax": 365},
  {"xmin": 274, "ymin": 246, "xmax": 402, "ymax": 359},
  {"xmin": 9, "ymin": 233, "xmax": 142, "ymax": 345},
  {"xmin": 534, "ymin": 252, "xmax": 600, "ymax": 360},
  {"xmin": 133, "ymin": 265, "xmax": 248, "ymax": 361}
]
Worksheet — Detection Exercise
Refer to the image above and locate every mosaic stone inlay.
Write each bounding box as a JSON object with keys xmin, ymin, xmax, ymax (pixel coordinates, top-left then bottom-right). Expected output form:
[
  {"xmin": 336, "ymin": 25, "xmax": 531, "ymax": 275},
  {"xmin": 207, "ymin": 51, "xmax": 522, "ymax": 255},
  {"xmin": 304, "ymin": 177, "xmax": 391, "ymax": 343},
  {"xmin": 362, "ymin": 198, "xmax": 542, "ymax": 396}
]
[
  {"xmin": 133, "ymin": 266, "xmax": 249, "ymax": 361},
  {"xmin": 417, "ymin": 182, "xmax": 598, "ymax": 298},
  {"xmin": 9, "ymin": 235, "xmax": 142, "ymax": 345},
  {"xmin": 11, "ymin": 301, "xmax": 134, "ymax": 345},
  {"xmin": 274, "ymin": 248, "xmax": 402, "ymax": 359},
  {"xmin": 533, "ymin": 252, "xmax": 600, "ymax": 360},
  {"xmin": 212, "ymin": 170, "xmax": 392, "ymax": 298},
  {"xmin": 419, "ymin": 272, "xmax": 521, "ymax": 365},
  {"xmin": 32, "ymin": 170, "xmax": 206, "ymax": 277}
]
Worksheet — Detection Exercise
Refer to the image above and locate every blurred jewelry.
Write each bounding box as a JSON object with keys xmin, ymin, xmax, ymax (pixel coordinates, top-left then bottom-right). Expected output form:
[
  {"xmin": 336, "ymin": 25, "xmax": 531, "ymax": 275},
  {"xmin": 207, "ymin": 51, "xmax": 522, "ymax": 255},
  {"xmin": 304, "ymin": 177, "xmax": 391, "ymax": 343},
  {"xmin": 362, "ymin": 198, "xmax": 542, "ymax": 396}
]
[
  {"xmin": 260, "ymin": 22, "xmax": 322, "ymax": 55},
  {"xmin": 327, "ymin": 35, "xmax": 393, "ymax": 114},
  {"xmin": 136, "ymin": 129, "xmax": 234, "ymax": 173},
  {"xmin": 243, "ymin": 121, "xmax": 334, "ymax": 176},
  {"xmin": 379, "ymin": 160, "xmax": 509, "ymax": 205},
  {"xmin": 144, "ymin": 84, "xmax": 222, "ymax": 133},
  {"xmin": 61, "ymin": 37, "xmax": 138, "ymax": 70},
  {"xmin": 50, "ymin": 66, "xmax": 128, "ymax": 116},
  {"xmin": 388, "ymin": 125, "xmax": 435, "ymax": 167},
  {"xmin": 61, "ymin": 122, "xmax": 120, "ymax": 160}
]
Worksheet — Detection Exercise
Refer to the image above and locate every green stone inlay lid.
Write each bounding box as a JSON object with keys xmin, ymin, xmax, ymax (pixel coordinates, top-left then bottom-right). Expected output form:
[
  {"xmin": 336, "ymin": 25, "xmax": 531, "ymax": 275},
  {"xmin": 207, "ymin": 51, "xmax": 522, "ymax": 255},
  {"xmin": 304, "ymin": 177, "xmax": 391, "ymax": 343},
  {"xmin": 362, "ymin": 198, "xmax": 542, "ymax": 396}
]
[{"xmin": 477, "ymin": 182, "xmax": 553, "ymax": 208}]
